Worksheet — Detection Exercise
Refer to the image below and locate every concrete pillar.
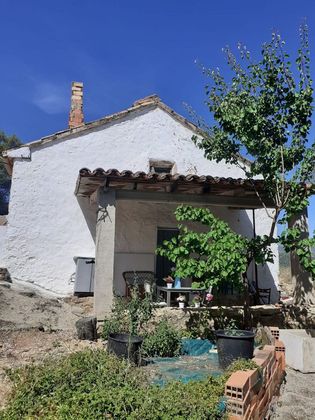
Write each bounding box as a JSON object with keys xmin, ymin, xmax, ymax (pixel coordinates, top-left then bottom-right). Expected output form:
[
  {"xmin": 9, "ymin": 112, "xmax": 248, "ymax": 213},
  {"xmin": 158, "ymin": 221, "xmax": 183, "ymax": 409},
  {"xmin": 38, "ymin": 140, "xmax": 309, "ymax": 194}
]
[
  {"xmin": 289, "ymin": 207, "xmax": 314, "ymax": 305},
  {"xmin": 94, "ymin": 189, "xmax": 116, "ymax": 320}
]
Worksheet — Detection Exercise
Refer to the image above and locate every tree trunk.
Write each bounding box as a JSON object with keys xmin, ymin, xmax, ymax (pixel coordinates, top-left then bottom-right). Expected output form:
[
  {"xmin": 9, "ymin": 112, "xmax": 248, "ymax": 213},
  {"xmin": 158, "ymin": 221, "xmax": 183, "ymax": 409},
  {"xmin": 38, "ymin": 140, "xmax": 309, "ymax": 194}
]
[
  {"xmin": 289, "ymin": 208, "xmax": 315, "ymax": 306},
  {"xmin": 242, "ymin": 273, "xmax": 252, "ymax": 329}
]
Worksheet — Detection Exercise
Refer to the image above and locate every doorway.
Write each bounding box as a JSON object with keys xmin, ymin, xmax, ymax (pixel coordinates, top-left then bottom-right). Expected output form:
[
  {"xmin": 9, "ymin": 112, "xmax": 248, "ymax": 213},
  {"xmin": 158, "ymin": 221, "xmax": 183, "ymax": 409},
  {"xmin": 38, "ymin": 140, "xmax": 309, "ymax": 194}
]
[{"xmin": 156, "ymin": 227, "xmax": 179, "ymax": 285}]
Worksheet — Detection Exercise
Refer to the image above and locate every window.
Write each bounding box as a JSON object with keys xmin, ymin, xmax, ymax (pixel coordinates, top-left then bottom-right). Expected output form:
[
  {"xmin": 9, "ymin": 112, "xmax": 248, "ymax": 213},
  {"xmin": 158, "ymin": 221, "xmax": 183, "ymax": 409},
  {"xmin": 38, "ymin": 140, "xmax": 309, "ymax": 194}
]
[{"xmin": 149, "ymin": 159, "xmax": 175, "ymax": 174}]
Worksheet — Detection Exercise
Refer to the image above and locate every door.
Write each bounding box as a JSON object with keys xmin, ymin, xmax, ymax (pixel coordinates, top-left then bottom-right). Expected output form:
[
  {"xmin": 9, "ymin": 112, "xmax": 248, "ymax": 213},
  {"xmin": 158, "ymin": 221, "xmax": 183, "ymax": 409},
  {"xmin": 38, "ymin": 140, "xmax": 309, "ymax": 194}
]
[{"xmin": 156, "ymin": 228, "xmax": 179, "ymax": 286}]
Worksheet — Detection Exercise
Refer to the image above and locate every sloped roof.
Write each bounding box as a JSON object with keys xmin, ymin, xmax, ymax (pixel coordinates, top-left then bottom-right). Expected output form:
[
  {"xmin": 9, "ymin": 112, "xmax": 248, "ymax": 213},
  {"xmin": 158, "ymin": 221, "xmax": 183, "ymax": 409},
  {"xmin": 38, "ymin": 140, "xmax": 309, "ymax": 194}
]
[
  {"xmin": 75, "ymin": 168, "xmax": 271, "ymax": 208},
  {"xmin": 3, "ymin": 94, "xmax": 251, "ymax": 174},
  {"xmin": 3, "ymin": 95, "xmax": 200, "ymax": 153}
]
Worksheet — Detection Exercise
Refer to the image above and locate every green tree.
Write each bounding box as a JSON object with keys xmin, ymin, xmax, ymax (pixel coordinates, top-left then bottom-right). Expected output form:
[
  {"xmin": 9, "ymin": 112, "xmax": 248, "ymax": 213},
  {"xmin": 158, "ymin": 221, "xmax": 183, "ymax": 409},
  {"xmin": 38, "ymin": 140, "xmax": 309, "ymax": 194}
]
[
  {"xmin": 157, "ymin": 205, "xmax": 273, "ymax": 326},
  {"xmin": 0, "ymin": 131, "xmax": 21, "ymax": 214},
  {"xmin": 191, "ymin": 24, "xmax": 315, "ymax": 306}
]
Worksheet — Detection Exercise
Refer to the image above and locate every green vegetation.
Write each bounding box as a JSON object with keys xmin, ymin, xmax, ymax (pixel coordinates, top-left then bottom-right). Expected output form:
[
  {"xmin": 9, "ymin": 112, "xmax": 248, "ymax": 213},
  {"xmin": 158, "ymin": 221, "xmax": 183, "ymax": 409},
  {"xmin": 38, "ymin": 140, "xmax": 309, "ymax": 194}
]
[
  {"xmin": 102, "ymin": 296, "xmax": 182, "ymax": 358},
  {"xmin": 1, "ymin": 349, "xmax": 259, "ymax": 420},
  {"xmin": 142, "ymin": 319, "xmax": 182, "ymax": 357},
  {"xmin": 0, "ymin": 131, "xmax": 21, "ymax": 214},
  {"xmin": 225, "ymin": 358, "xmax": 259, "ymax": 375},
  {"xmin": 193, "ymin": 24, "xmax": 315, "ymax": 305},
  {"xmin": 102, "ymin": 286, "xmax": 154, "ymax": 340},
  {"xmin": 157, "ymin": 205, "xmax": 249, "ymax": 292},
  {"xmin": 159, "ymin": 24, "xmax": 315, "ymax": 307},
  {"xmin": 1, "ymin": 349, "xmax": 231, "ymax": 420}
]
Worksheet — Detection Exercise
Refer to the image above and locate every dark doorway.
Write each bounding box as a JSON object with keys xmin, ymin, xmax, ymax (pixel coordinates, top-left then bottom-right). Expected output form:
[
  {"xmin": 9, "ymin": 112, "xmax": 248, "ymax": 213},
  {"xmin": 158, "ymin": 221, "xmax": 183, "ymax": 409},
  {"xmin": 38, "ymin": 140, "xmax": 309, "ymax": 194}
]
[{"xmin": 156, "ymin": 228, "xmax": 179, "ymax": 285}]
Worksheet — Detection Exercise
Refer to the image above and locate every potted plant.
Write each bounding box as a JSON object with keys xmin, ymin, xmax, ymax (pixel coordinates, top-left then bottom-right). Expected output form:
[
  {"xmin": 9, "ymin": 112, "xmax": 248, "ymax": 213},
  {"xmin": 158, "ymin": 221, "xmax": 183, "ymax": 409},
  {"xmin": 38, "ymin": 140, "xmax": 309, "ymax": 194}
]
[
  {"xmin": 192, "ymin": 292, "xmax": 202, "ymax": 308},
  {"xmin": 215, "ymin": 329, "xmax": 255, "ymax": 369},
  {"xmin": 106, "ymin": 285, "xmax": 154, "ymax": 365},
  {"xmin": 163, "ymin": 275, "xmax": 174, "ymax": 289},
  {"xmin": 177, "ymin": 294, "xmax": 186, "ymax": 308}
]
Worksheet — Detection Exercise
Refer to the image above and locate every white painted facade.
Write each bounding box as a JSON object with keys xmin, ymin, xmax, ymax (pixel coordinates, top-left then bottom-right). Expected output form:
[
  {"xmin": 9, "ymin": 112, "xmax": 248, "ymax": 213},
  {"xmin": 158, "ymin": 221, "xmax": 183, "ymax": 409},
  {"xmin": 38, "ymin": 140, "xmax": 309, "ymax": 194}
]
[
  {"xmin": 3, "ymin": 104, "xmax": 279, "ymax": 300},
  {"xmin": 0, "ymin": 223, "xmax": 7, "ymax": 266}
]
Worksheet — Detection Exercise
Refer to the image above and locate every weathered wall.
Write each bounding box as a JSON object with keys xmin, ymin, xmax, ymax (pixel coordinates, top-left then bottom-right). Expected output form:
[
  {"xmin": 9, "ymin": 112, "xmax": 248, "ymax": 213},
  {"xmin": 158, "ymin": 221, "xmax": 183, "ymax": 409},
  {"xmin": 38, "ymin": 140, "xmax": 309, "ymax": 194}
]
[
  {"xmin": 0, "ymin": 225, "xmax": 7, "ymax": 266},
  {"xmin": 4, "ymin": 106, "xmax": 277, "ymax": 295}
]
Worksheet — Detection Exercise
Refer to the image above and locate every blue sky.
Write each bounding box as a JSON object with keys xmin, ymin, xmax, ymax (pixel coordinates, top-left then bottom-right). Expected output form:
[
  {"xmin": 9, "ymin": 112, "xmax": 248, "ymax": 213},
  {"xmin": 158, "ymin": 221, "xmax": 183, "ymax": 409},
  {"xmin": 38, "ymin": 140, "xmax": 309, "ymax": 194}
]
[{"xmin": 0, "ymin": 0, "xmax": 314, "ymax": 231}]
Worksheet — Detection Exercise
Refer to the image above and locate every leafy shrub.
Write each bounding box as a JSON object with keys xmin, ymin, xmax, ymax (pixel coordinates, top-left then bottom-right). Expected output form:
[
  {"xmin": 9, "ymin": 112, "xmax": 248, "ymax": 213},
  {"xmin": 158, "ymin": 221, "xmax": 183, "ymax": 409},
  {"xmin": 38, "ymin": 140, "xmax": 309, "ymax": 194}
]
[
  {"xmin": 102, "ymin": 288, "xmax": 154, "ymax": 340},
  {"xmin": 226, "ymin": 358, "xmax": 259, "ymax": 375},
  {"xmin": 1, "ymin": 349, "xmax": 227, "ymax": 420},
  {"xmin": 141, "ymin": 320, "xmax": 182, "ymax": 357},
  {"xmin": 102, "ymin": 297, "xmax": 128, "ymax": 340}
]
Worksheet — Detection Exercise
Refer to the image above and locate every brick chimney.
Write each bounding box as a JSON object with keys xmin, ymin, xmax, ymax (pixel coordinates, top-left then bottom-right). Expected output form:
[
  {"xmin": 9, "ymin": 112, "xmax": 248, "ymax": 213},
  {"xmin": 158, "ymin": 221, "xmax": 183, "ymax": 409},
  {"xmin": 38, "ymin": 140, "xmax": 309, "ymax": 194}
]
[{"xmin": 69, "ymin": 82, "xmax": 84, "ymax": 129}]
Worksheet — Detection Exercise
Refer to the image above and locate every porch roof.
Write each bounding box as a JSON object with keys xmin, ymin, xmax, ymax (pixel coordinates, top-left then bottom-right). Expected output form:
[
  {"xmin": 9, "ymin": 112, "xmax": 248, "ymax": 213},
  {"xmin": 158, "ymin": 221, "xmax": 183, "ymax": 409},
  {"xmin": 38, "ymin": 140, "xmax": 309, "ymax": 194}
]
[{"xmin": 75, "ymin": 168, "xmax": 274, "ymax": 208}]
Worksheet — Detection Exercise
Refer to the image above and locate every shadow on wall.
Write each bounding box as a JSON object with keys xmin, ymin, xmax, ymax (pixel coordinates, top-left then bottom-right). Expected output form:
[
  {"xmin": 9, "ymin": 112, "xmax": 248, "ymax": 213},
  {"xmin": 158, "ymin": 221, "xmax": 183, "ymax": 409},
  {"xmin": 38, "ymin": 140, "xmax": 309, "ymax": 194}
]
[
  {"xmin": 213, "ymin": 207, "xmax": 279, "ymax": 304},
  {"xmin": 256, "ymin": 264, "xmax": 279, "ymax": 304},
  {"xmin": 77, "ymin": 196, "xmax": 98, "ymax": 243}
]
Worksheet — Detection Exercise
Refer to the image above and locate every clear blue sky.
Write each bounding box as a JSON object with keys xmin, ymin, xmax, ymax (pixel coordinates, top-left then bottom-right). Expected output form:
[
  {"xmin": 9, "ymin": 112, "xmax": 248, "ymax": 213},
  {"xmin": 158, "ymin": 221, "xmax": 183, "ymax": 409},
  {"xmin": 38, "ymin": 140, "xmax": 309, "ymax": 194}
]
[{"xmin": 0, "ymin": 0, "xmax": 314, "ymax": 231}]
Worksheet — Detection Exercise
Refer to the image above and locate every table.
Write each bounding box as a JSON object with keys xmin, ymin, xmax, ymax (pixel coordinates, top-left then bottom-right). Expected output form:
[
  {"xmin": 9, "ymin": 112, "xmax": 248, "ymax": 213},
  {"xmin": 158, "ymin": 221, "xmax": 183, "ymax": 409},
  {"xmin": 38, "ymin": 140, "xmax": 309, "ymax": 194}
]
[{"xmin": 156, "ymin": 286, "xmax": 206, "ymax": 307}]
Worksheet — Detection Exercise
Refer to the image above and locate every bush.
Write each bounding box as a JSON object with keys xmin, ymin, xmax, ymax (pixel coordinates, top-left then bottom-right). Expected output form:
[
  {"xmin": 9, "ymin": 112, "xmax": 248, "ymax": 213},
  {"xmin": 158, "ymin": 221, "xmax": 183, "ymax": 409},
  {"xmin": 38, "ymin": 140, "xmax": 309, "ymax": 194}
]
[
  {"xmin": 226, "ymin": 358, "xmax": 259, "ymax": 375},
  {"xmin": 1, "ymin": 349, "xmax": 227, "ymax": 420},
  {"xmin": 102, "ymin": 297, "xmax": 128, "ymax": 340},
  {"xmin": 141, "ymin": 320, "xmax": 182, "ymax": 357},
  {"xmin": 101, "ymin": 288, "xmax": 154, "ymax": 340}
]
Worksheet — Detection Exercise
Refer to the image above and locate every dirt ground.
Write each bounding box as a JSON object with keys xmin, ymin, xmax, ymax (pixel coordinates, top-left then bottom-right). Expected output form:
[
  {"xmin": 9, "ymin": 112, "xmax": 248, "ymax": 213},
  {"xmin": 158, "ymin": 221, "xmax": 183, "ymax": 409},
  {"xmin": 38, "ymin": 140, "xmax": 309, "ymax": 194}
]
[
  {"xmin": 0, "ymin": 281, "xmax": 93, "ymax": 331},
  {"xmin": 0, "ymin": 281, "xmax": 97, "ymax": 408},
  {"xmin": 271, "ymin": 368, "xmax": 315, "ymax": 420}
]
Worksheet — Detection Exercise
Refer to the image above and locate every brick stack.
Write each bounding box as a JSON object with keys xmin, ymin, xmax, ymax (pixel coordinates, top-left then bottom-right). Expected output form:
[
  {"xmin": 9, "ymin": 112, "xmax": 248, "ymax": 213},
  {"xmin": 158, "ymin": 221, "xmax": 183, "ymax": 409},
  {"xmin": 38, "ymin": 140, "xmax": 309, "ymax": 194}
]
[
  {"xmin": 69, "ymin": 82, "xmax": 84, "ymax": 129},
  {"xmin": 224, "ymin": 327, "xmax": 286, "ymax": 419}
]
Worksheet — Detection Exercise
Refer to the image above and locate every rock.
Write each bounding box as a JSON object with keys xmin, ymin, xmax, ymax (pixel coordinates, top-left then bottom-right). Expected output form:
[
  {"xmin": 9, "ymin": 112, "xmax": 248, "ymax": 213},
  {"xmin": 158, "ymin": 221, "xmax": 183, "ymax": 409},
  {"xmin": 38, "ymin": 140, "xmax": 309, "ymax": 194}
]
[
  {"xmin": 0, "ymin": 268, "xmax": 11, "ymax": 283},
  {"xmin": 71, "ymin": 306, "xmax": 84, "ymax": 316},
  {"xmin": 19, "ymin": 290, "xmax": 36, "ymax": 298},
  {"xmin": 75, "ymin": 316, "xmax": 97, "ymax": 341}
]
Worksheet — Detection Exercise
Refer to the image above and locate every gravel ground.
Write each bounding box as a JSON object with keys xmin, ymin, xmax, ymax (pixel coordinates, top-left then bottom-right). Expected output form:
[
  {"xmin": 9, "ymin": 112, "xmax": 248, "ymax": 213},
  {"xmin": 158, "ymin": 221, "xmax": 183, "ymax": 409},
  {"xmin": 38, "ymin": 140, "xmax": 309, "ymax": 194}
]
[{"xmin": 271, "ymin": 368, "xmax": 315, "ymax": 420}]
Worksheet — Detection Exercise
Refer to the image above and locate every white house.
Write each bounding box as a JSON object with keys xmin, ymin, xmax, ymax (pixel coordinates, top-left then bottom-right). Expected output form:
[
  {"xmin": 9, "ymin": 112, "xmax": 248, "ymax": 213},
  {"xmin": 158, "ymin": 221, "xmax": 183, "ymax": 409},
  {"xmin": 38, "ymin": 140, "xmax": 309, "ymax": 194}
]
[{"xmin": 1, "ymin": 83, "xmax": 280, "ymax": 318}]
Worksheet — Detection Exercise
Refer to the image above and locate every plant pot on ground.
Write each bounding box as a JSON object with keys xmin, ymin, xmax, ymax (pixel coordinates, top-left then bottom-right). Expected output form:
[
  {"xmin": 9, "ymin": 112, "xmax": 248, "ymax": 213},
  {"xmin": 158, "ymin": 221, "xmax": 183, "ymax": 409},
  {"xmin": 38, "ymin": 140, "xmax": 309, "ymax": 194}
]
[
  {"xmin": 103, "ymin": 285, "xmax": 154, "ymax": 365},
  {"xmin": 215, "ymin": 329, "xmax": 255, "ymax": 369},
  {"xmin": 107, "ymin": 333, "xmax": 143, "ymax": 365}
]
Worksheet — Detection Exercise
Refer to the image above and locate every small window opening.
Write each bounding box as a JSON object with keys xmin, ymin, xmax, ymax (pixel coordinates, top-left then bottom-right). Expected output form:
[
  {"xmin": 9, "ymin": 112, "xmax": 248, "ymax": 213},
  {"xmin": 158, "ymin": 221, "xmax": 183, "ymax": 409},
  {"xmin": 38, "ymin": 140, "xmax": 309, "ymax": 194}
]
[{"xmin": 149, "ymin": 159, "xmax": 174, "ymax": 174}]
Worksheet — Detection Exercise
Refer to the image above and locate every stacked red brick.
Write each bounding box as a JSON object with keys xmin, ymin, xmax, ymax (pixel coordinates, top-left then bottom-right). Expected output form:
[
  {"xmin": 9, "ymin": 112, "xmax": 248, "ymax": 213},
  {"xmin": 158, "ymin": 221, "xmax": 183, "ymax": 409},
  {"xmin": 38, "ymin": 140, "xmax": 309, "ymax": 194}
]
[
  {"xmin": 224, "ymin": 327, "xmax": 285, "ymax": 420},
  {"xmin": 69, "ymin": 82, "xmax": 84, "ymax": 129}
]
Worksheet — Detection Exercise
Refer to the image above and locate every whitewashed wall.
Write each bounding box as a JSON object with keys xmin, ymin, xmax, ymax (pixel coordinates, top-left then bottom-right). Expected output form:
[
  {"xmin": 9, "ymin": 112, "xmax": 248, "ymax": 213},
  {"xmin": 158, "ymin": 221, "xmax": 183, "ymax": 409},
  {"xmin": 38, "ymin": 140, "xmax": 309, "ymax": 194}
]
[
  {"xmin": 0, "ymin": 225, "xmax": 7, "ymax": 266},
  {"xmin": 5, "ymin": 106, "xmax": 277, "ymax": 296}
]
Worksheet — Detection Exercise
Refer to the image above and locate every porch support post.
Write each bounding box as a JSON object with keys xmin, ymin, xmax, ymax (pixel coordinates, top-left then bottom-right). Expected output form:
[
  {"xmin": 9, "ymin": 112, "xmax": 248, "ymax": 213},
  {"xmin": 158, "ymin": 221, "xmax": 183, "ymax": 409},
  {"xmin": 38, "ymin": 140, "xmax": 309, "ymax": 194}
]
[
  {"xmin": 288, "ymin": 207, "xmax": 314, "ymax": 305},
  {"xmin": 94, "ymin": 189, "xmax": 116, "ymax": 320}
]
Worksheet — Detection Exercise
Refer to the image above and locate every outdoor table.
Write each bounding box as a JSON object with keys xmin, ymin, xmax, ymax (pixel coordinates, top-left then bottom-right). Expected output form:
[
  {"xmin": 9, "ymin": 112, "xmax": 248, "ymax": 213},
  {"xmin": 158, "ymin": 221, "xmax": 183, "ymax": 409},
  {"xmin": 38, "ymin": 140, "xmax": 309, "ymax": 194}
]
[{"xmin": 156, "ymin": 286, "xmax": 206, "ymax": 307}]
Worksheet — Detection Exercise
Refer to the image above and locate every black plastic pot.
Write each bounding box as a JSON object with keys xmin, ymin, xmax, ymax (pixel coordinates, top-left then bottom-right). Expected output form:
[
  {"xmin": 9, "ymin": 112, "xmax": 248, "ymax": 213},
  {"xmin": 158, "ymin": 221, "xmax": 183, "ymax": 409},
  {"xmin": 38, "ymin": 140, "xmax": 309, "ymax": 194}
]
[
  {"xmin": 215, "ymin": 329, "xmax": 255, "ymax": 369},
  {"xmin": 107, "ymin": 333, "xmax": 143, "ymax": 365}
]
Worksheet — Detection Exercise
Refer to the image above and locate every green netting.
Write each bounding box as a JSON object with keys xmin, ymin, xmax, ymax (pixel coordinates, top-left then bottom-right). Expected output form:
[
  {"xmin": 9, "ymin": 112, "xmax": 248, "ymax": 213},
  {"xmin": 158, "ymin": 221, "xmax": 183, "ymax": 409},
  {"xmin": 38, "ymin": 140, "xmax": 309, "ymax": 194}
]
[
  {"xmin": 146, "ymin": 339, "xmax": 222, "ymax": 386},
  {"xmin": 181, "ymin": 338, "xmax": 214, "ymax": 356}
]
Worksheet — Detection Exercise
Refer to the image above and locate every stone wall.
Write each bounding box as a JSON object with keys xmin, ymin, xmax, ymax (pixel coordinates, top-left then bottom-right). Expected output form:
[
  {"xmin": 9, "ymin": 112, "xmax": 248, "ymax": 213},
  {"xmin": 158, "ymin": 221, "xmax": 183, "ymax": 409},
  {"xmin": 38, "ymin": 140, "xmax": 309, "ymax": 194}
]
[
  {"xmin": 149, "ymin": 306, "xmax": 285, "ymax": 334},
  {"xmin": 150, "ymin": 305, "xmax": 315, "ymax": 333}
]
